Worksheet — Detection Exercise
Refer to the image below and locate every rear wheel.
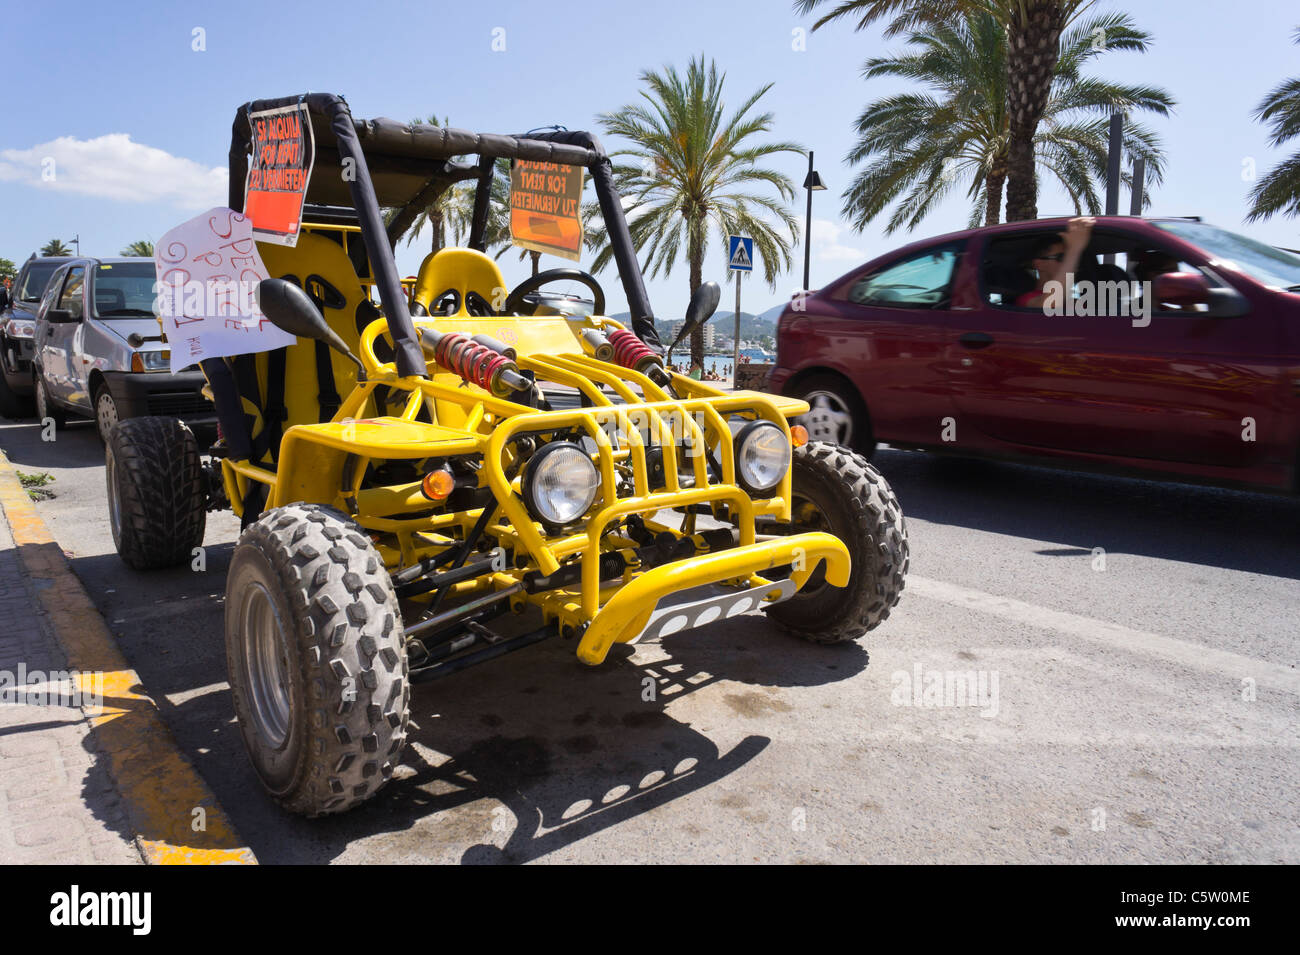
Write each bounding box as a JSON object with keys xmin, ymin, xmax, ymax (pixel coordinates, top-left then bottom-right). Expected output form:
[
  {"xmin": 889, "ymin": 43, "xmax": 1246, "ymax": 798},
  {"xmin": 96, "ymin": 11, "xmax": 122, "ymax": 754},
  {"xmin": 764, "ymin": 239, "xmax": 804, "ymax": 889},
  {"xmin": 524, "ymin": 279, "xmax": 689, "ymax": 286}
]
[
  {"xmin": 225, "ymin": 504, "xmax": 410, "ymax": 816},
  {"xmin": 106, "ymin": 416, "xmax": 206, "ymax": 569},
  {"xmin": 34, "ymin": 372, "xmax": 66, "ymax": 430},
  {"xmin": 790, "ymin": 375, "xmax": 874, "ymax": 456},
  {"xmin": 764, "ymin": 441, "xmax": 908, "ymax": 643}
]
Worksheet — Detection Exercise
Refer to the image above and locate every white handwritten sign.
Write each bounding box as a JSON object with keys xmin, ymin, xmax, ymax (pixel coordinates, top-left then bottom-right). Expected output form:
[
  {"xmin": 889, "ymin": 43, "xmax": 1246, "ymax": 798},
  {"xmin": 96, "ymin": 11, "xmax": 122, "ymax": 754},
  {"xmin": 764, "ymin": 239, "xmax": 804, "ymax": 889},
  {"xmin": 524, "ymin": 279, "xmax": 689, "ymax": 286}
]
[{"xmin": 154, "ymin": 207, "xmax": 297, "ymax": 372}]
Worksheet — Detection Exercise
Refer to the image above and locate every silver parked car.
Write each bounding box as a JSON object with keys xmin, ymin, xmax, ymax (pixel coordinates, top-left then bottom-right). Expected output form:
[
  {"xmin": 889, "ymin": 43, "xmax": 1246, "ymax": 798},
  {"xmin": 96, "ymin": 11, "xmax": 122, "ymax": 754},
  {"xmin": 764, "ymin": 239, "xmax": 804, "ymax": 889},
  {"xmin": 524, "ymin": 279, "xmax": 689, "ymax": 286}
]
[
  {"xmin": 33, "ymin": 257, "xmax": 215, "ymax": 442},
  {"xmin": 1, "ymin": 254, "xmax": 76, "ymax": 418}
]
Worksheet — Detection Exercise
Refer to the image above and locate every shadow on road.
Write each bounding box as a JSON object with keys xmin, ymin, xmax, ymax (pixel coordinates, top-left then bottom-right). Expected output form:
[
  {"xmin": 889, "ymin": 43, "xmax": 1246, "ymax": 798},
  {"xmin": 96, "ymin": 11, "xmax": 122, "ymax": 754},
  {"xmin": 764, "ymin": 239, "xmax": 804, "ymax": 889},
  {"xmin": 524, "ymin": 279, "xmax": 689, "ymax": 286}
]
[
  {"xmin": 0, "ymin": 419, "xmax": 102, "ymax": 471},
  {"xmin": 137, "ymin": 611, "xmax": 870, "ymax": 864},
  {"xmin": 876, "ymin": 448, "xmax": 1300, "ymax": 580}
]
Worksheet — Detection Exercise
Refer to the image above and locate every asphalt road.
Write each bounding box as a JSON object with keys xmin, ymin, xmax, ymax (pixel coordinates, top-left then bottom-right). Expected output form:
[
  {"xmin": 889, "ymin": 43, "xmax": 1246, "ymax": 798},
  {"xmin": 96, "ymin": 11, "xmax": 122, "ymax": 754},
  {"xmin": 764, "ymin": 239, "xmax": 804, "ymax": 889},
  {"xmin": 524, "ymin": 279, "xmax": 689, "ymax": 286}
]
[{"xmin": 2, "ymin": 414, "xmax": 1297, "ymax": 864}]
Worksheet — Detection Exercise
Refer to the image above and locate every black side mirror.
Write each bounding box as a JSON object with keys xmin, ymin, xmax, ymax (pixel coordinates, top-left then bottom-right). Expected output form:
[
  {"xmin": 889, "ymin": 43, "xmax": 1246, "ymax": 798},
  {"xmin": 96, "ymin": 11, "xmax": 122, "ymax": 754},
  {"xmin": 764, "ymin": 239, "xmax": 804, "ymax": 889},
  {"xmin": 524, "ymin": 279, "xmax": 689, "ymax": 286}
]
[
  {"xmin": 256, "ymin": 279, "xmax": 364, "ymax": 376},
  {"xmin": 667, "ymin": 281, "xmax": 722, "ymax": 356},
  {"xmin": 46, "ymin": 308, "xmax": 75, "ymax": 323}
]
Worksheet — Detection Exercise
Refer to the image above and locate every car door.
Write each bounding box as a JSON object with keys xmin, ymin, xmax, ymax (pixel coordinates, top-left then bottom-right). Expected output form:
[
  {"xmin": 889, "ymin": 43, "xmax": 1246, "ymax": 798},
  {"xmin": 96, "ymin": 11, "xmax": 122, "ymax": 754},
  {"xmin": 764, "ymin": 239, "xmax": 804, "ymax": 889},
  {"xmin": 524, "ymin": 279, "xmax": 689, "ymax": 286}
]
[
  {"xmin": 805, "ymin": 240, "xmax": 967, "ymax": 445},
  {"xmin": 47, "ymin": 266, "xmax": 85, "ymax": 404},
  {"xmin": 946, "ymin": 226, "xmax": 1279, "ymax": 470}
]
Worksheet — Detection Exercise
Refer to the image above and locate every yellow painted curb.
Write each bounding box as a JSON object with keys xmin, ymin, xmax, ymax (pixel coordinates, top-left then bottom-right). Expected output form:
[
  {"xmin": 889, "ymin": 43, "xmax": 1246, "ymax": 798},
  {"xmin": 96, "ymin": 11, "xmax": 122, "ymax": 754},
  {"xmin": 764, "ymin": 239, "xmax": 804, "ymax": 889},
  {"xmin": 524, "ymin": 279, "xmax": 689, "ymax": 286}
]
[{"xmin": 0, "ymin": 450, "xmax": 256, "ymax": 865}]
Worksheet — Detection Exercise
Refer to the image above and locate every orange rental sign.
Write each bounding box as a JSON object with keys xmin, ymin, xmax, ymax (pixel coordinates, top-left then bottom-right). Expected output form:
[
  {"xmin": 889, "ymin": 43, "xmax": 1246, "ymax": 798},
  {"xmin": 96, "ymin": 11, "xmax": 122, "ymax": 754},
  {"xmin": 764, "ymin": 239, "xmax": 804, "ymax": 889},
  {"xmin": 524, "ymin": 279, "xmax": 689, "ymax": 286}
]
[
  {"xmin": 510, "ymin": 160, "xmax": 584, "ymax": 261},
  {"xmin": 244, "ymin": 103, "xmax": 315, "ymax": 247}
]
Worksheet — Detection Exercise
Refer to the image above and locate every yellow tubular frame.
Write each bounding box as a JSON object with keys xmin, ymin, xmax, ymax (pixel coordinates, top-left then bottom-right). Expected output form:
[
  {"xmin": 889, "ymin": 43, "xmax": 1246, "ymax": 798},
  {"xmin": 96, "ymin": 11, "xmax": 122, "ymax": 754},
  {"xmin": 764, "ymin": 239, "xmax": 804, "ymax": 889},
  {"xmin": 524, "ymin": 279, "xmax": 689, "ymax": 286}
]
[{"xmin": 219, "ymin": 314, "xmax": 838, "ymax": 664}]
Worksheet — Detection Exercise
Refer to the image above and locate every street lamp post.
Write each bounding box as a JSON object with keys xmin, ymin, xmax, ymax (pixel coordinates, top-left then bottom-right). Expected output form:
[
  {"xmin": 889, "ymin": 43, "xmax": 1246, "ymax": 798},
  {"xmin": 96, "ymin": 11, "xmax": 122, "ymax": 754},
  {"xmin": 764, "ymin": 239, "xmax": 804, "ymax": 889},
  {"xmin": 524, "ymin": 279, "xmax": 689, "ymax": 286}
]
[
  {"xmin": 69, "ymin": 234, "xmax": 80, "ymax": 255},
  {"xmin": 802, "ymin": 151, "xmax": 826, "ymax": 291}
]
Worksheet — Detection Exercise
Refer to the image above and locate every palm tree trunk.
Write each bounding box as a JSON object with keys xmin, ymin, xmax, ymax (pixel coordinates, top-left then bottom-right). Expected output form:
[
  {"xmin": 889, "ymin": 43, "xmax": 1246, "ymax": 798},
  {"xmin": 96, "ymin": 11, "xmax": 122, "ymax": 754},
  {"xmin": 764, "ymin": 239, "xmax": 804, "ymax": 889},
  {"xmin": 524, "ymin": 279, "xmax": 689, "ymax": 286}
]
[
  {"xmin": 1003, "ymin": 1, "xmax": 1065, "ymax": 222},
  {"xmin": 984, "ymin": 161, "xmax": 1007, "ymax": 226},
  {"xmin": 430, "ymin": 210, "xmax": 445, "ymax": 253},
  {"xmin": 688, "ymin": 232, "xmax": 704, "ymax": 371}
]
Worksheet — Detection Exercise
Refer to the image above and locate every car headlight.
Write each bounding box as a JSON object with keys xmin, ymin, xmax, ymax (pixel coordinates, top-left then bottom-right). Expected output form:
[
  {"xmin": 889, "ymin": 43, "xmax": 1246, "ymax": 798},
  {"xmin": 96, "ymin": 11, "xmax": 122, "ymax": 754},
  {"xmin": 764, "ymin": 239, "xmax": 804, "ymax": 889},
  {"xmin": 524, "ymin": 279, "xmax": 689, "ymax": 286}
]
[
  {"xmin": 734, "ymin": 420, "xmax": 791, "ymax": 496},
  {"xmin": 131, "ymin": 350, "xmax": 170, "ymax": 372},
  {"xmin": 7, "ymin": 320, "xmax": 35, "ymax": 338},
  {"xmin": 521, "ymin": 442, "xmax": 601, "ymax": 526}
]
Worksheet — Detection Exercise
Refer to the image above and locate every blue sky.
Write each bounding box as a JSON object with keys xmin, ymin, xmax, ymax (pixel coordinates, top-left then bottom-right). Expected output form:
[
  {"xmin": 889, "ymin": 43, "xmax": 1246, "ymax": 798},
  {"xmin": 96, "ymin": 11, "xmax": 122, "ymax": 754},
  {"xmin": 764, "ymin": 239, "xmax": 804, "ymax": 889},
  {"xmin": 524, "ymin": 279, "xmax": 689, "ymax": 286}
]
[{"xmin": 2, "ymin": 0, "xmax": 1297, "ymax": 318}]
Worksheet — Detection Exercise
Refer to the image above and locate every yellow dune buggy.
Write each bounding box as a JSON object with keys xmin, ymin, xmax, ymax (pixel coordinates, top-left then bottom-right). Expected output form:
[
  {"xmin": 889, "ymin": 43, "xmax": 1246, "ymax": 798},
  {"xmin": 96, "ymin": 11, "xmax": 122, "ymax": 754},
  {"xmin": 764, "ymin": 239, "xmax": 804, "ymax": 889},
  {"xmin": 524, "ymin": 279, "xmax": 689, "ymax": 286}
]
[{"xmin": 105, "ymin": 93, "xmax": 908, "ymax": 816}]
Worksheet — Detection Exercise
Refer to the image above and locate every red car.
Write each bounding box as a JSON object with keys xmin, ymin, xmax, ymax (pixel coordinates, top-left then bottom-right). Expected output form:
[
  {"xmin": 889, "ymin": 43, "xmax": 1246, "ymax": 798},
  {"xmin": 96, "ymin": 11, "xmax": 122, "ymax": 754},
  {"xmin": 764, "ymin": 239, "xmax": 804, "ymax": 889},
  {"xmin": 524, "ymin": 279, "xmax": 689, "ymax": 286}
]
[{"xmin": 770, "ymin": 217, "xmax": 1300, "ymax": 492}]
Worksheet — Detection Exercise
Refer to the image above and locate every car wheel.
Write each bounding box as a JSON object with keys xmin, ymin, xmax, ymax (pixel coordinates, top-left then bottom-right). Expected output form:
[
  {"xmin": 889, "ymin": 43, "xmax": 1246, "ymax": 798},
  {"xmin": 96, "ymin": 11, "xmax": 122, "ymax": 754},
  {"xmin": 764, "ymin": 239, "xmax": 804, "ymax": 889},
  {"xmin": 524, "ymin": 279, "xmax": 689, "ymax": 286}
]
[
  {"xmin": 792, "ymin": 375, "xmax": 873, "ymax": 455},
  {"xmin": 106, "ymin": 416, "xmax": 206, "ymax": 569},
  {"xmin": 33, "ymin": 372, "xmax": 66, "ymax": 430},
  {"xmin": 93, "ymin": 384, "xmax": 121, "ymax": 444}
]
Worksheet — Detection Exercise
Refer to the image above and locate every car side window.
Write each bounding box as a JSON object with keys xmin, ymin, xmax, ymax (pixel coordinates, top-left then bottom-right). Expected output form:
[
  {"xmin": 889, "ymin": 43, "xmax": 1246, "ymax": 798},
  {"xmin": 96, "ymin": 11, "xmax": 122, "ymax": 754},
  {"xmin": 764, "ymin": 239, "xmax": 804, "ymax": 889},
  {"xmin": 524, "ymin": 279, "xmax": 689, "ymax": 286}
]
[
  {"xmin": 848, "ymin": 245, "xmax": 960, "ymax": 309},
  {"xmin": 58, "ymin": 267, "xmax": 85, "ymax": 320},
  {"xmin": 39, "ymin": 269, "xmax": 66, "ymax": 315}
]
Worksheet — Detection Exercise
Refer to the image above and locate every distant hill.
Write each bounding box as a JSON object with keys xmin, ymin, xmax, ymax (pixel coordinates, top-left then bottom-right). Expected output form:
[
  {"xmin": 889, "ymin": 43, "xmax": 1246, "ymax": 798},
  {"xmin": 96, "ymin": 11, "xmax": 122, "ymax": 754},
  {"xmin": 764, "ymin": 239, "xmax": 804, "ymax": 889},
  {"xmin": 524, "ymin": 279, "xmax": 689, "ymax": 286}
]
[{"xmin": 611, "ymin": 301, "xmax": 787, "ymax": 342}]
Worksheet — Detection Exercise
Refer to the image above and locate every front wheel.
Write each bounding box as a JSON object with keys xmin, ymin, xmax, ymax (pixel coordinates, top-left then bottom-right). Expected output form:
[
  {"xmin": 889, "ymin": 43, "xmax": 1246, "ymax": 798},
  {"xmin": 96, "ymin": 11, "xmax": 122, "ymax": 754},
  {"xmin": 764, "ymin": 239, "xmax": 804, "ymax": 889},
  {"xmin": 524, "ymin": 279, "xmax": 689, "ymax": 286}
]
[
  {"xmin": 791, "ymin": 375, "xmax": 874, "ymax": 456},
  {"xmin": 764, "ymin": 441, "xmax": 908, "ymax": 643},
  {"xmin": 225, "ymin": 504, "xmax": 410, "ymax": 816},
  {"xmin": 94, "ymin": 384, "xmax": 120, "ymax": 445},
  {"xmin": 106, "ymin": 416, "xmax": 206, "ymax": 569}
]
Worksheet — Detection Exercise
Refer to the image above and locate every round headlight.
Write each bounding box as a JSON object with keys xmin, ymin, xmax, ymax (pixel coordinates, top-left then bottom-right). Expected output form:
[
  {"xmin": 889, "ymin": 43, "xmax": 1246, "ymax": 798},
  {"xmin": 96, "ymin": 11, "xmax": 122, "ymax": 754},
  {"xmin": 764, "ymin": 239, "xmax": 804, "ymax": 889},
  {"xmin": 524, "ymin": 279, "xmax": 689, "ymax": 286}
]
[
  {"xmin": 522, "ymin": 442, "xmax": 601, "ymax": 526},
  {"xmin": 734, "ymin": 421, "xmax": 791, "ymax": 495}
]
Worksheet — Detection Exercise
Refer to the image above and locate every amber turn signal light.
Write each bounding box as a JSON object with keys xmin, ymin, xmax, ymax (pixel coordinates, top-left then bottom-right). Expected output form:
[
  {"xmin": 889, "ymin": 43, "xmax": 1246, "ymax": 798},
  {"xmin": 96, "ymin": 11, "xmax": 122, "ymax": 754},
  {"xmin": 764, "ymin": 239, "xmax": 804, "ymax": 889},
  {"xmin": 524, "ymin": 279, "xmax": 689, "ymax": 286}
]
[
  {"xmin": 789, "ymin": 424, "xmax": 809, "ymax": 447},
  {"xmin": 421, "ymin": 469, "xmax": 455, "ymax": 501}
]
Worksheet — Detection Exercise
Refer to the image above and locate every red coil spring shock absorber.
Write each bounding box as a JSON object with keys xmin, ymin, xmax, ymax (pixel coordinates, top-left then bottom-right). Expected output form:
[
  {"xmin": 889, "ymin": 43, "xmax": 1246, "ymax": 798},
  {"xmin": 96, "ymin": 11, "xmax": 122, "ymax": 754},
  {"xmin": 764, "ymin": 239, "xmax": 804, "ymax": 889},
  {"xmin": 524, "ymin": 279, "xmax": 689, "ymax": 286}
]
[
  {"xmin": 432, "ymin": 333, "xmax": 512, "ymax": 393},
  {"xmin": 607, "ymin": 328, "xmax": 662, "ymax": 375}
]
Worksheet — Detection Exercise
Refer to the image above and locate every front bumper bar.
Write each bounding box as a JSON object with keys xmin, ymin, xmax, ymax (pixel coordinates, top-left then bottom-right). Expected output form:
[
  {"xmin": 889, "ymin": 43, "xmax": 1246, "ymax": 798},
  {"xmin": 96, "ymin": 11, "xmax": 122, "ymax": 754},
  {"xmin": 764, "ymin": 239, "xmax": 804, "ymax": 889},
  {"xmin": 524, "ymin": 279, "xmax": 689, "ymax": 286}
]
[
  {"xmin": 576, "ymin": 531, "xmax": 850, "ymax": 665},
  {"xmin": 102, "ymin": 370, "xmax": 216, "ymax": 424}
]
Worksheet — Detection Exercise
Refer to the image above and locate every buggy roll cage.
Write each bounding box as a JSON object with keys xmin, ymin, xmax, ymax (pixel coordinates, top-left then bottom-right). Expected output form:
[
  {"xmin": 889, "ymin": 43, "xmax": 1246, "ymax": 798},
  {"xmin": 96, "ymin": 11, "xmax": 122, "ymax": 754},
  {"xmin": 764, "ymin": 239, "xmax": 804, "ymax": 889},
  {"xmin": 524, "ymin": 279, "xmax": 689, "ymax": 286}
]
[{"xmin": 227, "ymin": 92, "xmax": 661, "ymax": 383}]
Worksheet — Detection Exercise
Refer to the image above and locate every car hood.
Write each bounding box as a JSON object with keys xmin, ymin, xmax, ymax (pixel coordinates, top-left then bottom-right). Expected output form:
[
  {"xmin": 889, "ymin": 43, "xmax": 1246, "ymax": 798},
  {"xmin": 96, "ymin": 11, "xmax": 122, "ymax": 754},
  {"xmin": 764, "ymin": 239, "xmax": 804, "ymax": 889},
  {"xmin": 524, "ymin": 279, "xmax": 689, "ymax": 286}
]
[
  {"xmin": 102, "ymin": 317, "xmax": 166, "ymax": 347},
  {"xmin": 5, "ymin": 303, "xmax": 40, "ymax": 323}
]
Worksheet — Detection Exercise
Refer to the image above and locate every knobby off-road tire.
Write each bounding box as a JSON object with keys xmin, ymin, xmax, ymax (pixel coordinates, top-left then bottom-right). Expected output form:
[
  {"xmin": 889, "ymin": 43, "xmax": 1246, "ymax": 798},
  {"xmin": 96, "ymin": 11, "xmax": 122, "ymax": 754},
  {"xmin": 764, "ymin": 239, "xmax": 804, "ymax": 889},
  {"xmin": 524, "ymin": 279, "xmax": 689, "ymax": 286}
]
[
  {"xmin": 765, "ymin": 441, "xmax": 908, "ymax": 643},
  {"xmin": 106, "ymin": 416, "xmax": 206, "ymax": 570},
  {"xmin": 225, "ymin": 504, "xmax": 410, "ymax": 816}
]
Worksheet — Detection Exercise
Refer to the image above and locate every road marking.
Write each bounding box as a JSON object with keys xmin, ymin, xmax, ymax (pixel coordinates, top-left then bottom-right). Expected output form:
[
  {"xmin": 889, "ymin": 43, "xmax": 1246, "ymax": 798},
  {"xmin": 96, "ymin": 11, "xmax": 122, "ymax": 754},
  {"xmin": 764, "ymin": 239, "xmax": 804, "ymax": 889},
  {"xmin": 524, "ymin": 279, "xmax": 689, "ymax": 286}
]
[
  {"xmin": 0, "ymin": 450, "xmax": 255, "ymax": 865},
  {"xmin": 907, "ymin": 575, "xmax": 1300, "ymax": 694}
]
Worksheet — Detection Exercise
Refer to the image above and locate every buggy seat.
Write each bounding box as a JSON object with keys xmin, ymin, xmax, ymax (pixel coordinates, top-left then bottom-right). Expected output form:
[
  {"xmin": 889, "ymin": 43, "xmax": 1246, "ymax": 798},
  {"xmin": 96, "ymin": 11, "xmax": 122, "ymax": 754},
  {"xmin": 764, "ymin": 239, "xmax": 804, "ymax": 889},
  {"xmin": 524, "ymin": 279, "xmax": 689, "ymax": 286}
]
[
  {"xmin": 222, "ymin": 232, "xmax": 385, "ymax": 469},
  {"xmin": 412, "ymin": 248, "xmax": 507, "ymax": 317}
]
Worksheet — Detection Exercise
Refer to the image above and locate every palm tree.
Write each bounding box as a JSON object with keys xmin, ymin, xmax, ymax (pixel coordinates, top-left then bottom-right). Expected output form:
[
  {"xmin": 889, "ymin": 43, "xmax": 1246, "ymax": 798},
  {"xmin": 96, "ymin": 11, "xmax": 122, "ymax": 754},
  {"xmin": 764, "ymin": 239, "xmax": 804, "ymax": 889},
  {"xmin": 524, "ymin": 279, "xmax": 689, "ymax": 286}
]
[
  {"xmin": 41, "ymin": 239, "xmax": 71, "ymax": 256},
  {"xmin": 843, "ymin": 10, "xmax": 1172, "ymax": 233},
  {"xmin": 794, "ymin": 0, "xmax": 1094, "ymax": 221},
  {"xmin": 121, "ymin": 239, "xmax": 154, "ymax": 257},
  {"xmin": 590, "ymin": 56, "xmax": 802, "ymax": 367},
  {"xmin": 385, "ymin": 116, "xmax": 514, "ymax": 256},
  {"xmin": 1246, "ymin": 27, "xmax": 1300, "ymax": 222}
]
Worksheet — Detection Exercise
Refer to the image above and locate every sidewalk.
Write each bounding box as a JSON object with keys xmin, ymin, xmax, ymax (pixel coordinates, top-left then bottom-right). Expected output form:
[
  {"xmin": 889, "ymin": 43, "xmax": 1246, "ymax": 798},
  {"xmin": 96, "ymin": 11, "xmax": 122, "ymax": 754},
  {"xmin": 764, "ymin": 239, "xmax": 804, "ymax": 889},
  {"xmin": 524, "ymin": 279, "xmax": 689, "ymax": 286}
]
[
  {"xmin": 0, "ymin": 502, "xmax": 142, "ymax": 864},
  {"xmin": 0, "ymin": 448, "xmax": 255, "ymax": 865}
]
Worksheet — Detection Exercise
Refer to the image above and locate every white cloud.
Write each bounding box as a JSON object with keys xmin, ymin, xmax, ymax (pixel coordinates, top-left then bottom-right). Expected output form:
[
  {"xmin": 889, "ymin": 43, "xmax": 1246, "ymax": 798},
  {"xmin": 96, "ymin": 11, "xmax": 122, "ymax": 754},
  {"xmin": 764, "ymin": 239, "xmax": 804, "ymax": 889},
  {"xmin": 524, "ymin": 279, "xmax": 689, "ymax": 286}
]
[
  {"xmin": 0, "ymin": 134, "xmax": 227, "ymax": 209},
  {"xmin": 809, "ymin": 217, "xmax": 865, "ymax": 262}
]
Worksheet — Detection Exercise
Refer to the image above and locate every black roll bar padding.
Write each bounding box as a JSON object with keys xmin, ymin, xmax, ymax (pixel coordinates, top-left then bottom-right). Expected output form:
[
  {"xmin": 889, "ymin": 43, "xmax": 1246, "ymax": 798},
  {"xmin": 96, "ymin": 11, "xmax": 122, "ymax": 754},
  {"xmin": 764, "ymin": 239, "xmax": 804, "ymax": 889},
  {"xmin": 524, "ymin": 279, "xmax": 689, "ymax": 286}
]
[
  {"xmin": 468, "ymin": 154, "xmax": 496, "ymax": 253},
  {"xmin": 322, "ymin": 96, "xmax": 426, "ymax": 379},
  {"xmin": 228, "ymin": 94, "xmax": 664, "ymax": 376},
  {"xmin": 200, "ymin": 357, "xmax": 251, "ymax": 461}
]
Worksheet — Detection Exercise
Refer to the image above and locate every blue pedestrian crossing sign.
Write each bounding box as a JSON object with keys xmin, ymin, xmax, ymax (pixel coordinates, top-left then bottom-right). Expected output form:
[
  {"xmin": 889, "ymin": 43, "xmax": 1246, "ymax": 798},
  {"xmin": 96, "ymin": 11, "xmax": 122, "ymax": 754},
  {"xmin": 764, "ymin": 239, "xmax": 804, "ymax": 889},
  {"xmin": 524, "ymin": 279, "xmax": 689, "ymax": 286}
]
[{"xmin": 728, "ymin": 234, "xmax": 754, "ymax": 272}]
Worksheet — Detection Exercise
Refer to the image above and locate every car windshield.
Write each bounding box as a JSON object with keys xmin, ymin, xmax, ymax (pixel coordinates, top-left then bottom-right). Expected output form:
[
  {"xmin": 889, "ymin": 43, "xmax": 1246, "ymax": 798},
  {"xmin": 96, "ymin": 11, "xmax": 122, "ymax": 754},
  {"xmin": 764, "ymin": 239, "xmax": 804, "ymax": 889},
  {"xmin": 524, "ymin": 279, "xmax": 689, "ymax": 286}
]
[
  {"xmin": 15, "ymin": 260, "xmax": 61, "ymax": 303},
  {"xmin": 1154, "ymin": 220, "xmax": 1300, "ymax": 291},
  {"xmin": 92, "ymin": 261, "xmax": 158, "ymax": 318}
]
